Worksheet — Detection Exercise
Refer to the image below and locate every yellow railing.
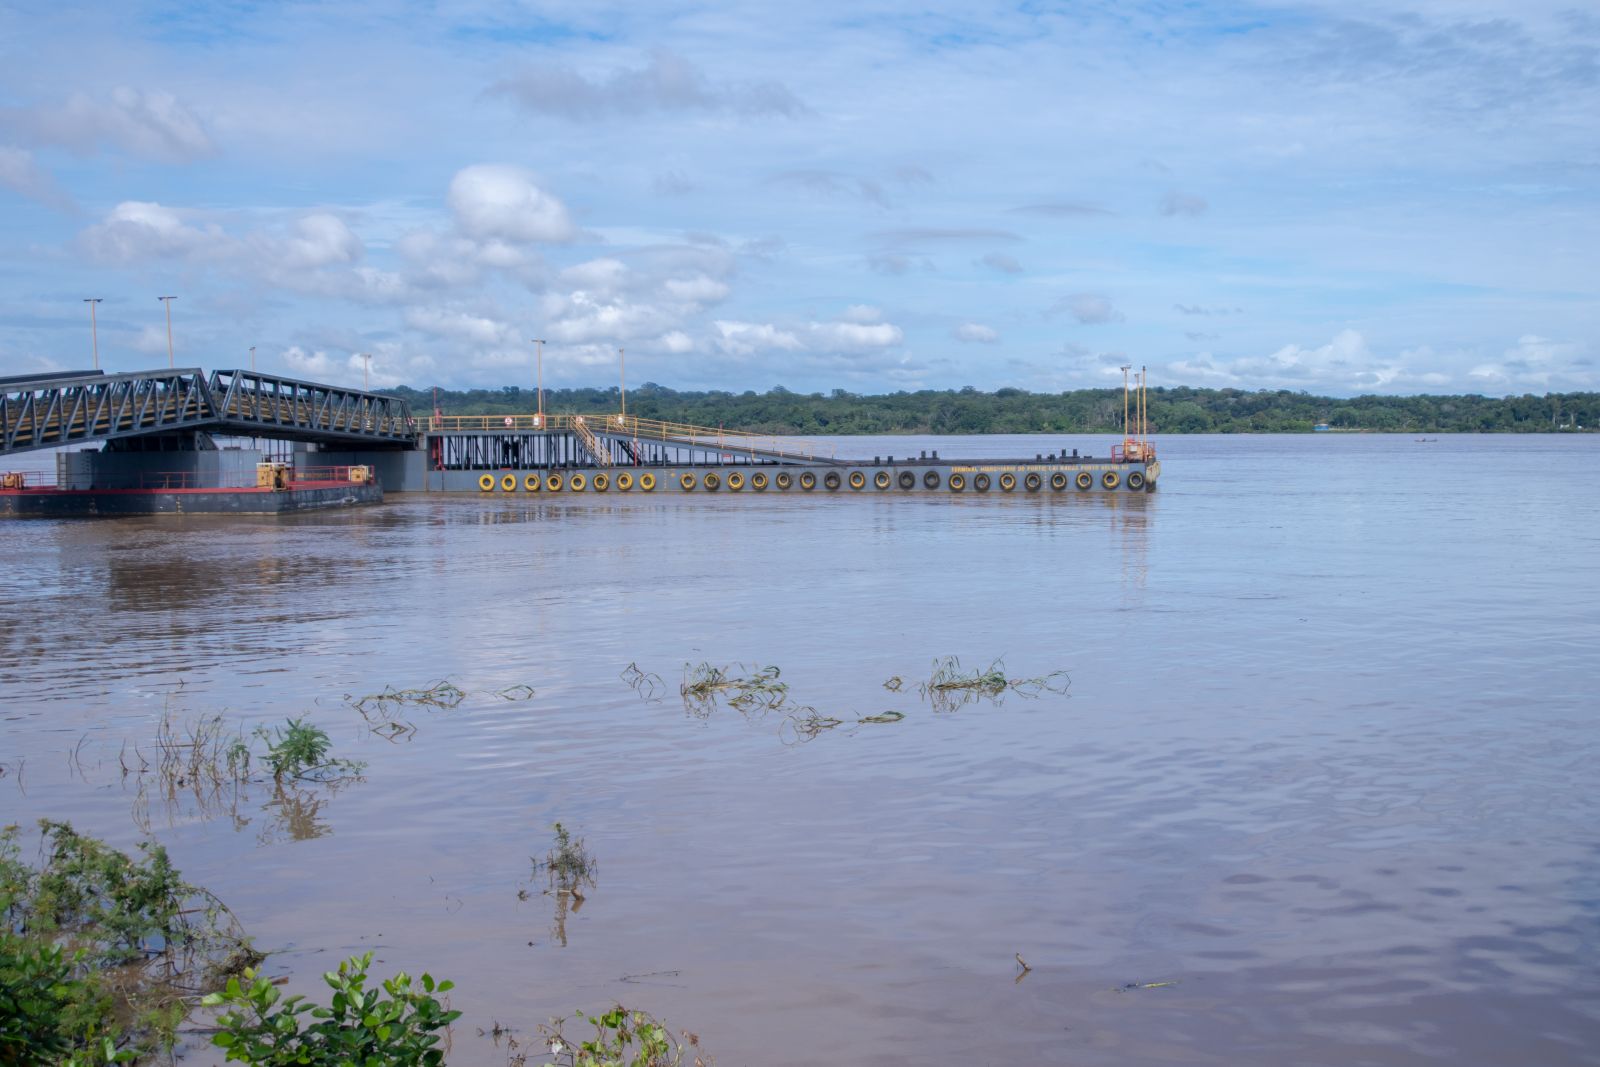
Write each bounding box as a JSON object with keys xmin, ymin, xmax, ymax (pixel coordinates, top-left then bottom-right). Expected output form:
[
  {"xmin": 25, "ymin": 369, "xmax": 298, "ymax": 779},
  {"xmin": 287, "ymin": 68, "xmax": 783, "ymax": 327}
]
[
  {"xmin": 569, "ymin": 416, "xmax": 613, "ymax": 467},
  {"xmin": 414, "ymin": 412, "xmax": 837, "ymax": 462}
]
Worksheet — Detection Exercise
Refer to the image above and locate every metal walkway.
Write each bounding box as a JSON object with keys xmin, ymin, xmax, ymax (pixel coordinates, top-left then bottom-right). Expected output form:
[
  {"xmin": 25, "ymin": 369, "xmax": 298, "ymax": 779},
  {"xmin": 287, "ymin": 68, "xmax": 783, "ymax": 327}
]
[
  {"xmin": 419, "ymin": 412, "xmax": 842, "ymax": 470},
  {"xmin": 0, "ymin": 368, "xmax": 415, "ymax": 458}
]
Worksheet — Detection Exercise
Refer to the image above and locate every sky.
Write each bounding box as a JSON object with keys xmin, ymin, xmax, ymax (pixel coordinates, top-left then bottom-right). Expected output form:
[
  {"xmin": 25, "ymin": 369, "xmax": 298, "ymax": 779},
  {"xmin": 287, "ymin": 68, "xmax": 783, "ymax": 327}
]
[{"xmin": 0, "ymin": 0, "xmax": 1596, "ymax": 396}]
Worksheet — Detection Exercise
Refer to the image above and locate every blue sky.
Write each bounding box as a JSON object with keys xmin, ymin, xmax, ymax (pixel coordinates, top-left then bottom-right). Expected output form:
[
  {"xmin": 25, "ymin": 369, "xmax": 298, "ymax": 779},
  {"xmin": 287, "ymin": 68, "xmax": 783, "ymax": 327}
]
[{"xmin": 1, "ymin": 0, "xmax": 1595, "ymax": 395}]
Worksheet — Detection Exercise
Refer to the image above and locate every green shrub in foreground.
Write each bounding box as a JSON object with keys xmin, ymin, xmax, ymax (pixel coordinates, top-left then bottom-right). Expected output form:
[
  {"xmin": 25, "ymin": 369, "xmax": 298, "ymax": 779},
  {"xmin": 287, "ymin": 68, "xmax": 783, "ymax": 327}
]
[
  {"xmin": 202, "ymin": 953, "xmax": 460, "ymax": 1066},
  {"xmin": 538, "ymin": 1005, "xmax": 707, "ymax": 1067}
]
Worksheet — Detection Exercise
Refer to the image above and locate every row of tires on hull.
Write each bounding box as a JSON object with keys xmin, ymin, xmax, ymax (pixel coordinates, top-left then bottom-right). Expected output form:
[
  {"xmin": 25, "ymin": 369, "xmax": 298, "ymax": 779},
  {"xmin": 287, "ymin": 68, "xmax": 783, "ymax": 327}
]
[{"xmin": 478, "ymin": 468, "xmax": 1149, "ymax": 493}]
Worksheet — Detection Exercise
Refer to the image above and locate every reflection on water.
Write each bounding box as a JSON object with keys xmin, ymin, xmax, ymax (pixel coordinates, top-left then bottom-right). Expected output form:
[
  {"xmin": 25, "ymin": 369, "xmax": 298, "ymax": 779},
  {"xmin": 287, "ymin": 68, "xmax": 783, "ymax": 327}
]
[
  {"xmin": 3, "ymin": 434, "xmax": 1599, "ymax": 1066},
  {"xmin": 255, "ymin": 780, "xmax": 338, "ymax": 845}
]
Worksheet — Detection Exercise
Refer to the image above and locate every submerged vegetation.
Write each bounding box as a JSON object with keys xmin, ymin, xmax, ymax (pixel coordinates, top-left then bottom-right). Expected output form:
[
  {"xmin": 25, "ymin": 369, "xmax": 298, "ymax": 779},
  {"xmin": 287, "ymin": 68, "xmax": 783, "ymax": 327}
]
[
  {"xmin": 0, "ymin": 820, "xmax": 256, "ymax": 1065},
  {"xmin": 917, "ymin": 656, "xmax": 1070, "ymax": 713},
  {"xmin": 532, "ymin": 1006, "xmax": 710, "ymax": 1067},
  {"xmin": 346, "ymin": 680, "xmax": 535, "ymax": 742},
  {"xmin": 540, "ymin": 824, "xmax": 597, "ymax": 896},
  {"xmin": 254, "ymin": 719, "xmax": 364, "ymax": 783},
  {"xmin": 638, "ymin": 656, "xmax": 1071, "ymax": 742},
  {"xmin": 531, "ymin": 824, "xmax": 597, "ymax": 950},
  {"xmin": 14, "ymin": 658, "xmax": 1075, "ymax": 1064},
  {"xmin": 679, "ymin": 663, "xmax": 788, "ymax": 714},
  {"xmin": 394, "ymin": 381, "xmax": 1600, "ymax": 435},
  {"xmin": 351, "ymin": 680, "xmax": 469, "ymax": 711},
  {"xmin": 117, "ymin": 709, "xmax": 363, "ymax": 841},
  {"xmin": 3, "ymin": 821, "xmax": 699, "ymax": 1067}
]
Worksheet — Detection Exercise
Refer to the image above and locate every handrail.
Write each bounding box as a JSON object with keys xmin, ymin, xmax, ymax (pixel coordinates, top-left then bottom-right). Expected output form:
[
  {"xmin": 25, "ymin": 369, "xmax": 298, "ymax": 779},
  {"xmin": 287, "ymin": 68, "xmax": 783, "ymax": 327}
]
[
  {"xmin": 414, "ymin": 412, "xmax": 837, "ymax": 461},
  {"xmin": 569, "ymin": 416, "xmax": 614, "ymax": 467},
  {"xmin": 1111, "ymin": 438, "xmax": 1156, "ymax": 463}
]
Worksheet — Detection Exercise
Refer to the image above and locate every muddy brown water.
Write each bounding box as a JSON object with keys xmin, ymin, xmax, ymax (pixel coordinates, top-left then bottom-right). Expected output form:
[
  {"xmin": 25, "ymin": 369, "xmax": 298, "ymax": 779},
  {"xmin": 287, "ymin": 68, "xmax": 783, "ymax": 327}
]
[{"xmin": 3, "ymin": 433, "xmax": 1598, "ymax": 1065}]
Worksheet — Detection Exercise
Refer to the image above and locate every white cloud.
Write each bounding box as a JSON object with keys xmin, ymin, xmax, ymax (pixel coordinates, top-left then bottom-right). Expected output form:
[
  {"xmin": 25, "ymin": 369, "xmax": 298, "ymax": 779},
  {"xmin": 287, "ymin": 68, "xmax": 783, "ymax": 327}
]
[
  {"xmin": 809, "ymin": 320, "xmax": 904, "ymax": 350},
  {"xmin": 278, "ymin": 345, "xmax": 431, "ymax": 389},
  {"xmin": 12, "ymin": 4, "xmax": 1599, "ymax": 394},
  {"xmin": 131, "ymin": 324, "xmax": 171, "ymax": 355},
  {"xmin": 1055, "ymin": 293, "xmax": 1124, "ymax": 325},
  {"xmin": 274, "ymin": 214, "xmax": 363, "ymax": 270},
  {"xmin": 1158, "ymin": 329, "xmax": 1533, "ymax": 392},
  {"xmin": 404, "ymin": 306, "xmax": 517, "ymax": 347},
  {"xmin": 79, "ymin": 201, "xmax": 229, "ymax": 263},
  {"xmin": 490, "ymin": 50, "xmax": 805, "ymax": 120},
  {"xmin": 1258, "ymin": 329, "xmax": 1379, "ymax": 381},
  {"xmin": 339, "ymin": 267, "xmax": 415, "ymax": 305},
  {"xmin": 713, "ymin": 320, "xmax": 803, "ymax": 357},
  {"xmin": 0, "ymin": 146, "xmax": 71, "ymax": 209},
  {"xmin": 954, "ymin": 322, "xmax": 998, "ymax": 344},
  {"xmin": 661, "ymin": 275, "xmax": 730, "ymax": 305},
  {"xmin": 282, "ymin": 346, "xmax": 342, "ymax": 380},
  {"xmin": 1171, "ymin": 329, "xmax": 1382, "ymax": 388},
  {"xmin": 1, "ymin": 88, "xmax": 213, "ymax": 163},
  {"xmin": 558, "ymin": 257, "xmax": 631, "ymax": 295},
  {"xmin": 537, "ymin": 255, "xmax": 731, "ymax": 348},
  {"xmin": 540, "ymin": 290, "xmax": 676, "ymax": 344},
  {"xmin": 80, "ymin": 203, "xmax": 364, "ymax": 275},
  {"xmin": 393, "ymin": 229, "xmax": 541, "ymax": 291},
  {"xmin": 1468, "ymin": 335, "xmax": 1590, "ymax": 389},
  {"xmin": 448, "ymin": 164, "xmax": 575, "ymax": 244},
  {"xmin": 842, "ymin": 304, "xmax": 882, "ymax": 324}
]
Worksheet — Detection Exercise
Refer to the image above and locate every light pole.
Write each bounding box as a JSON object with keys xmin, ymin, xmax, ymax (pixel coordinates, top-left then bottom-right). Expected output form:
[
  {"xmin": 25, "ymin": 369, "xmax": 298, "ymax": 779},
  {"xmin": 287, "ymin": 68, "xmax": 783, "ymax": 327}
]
[
  {"xmin": 531, "ymin": 338, "xmax": 545, "ymax": 426},
  {"xmin": 83, "ymin": 298, "xmax": 102, "ymax": 370},
  {"xmin": 157, "ymin": 296, "xmax": 177, "ymax": 368},
  {"xmin": 249, "ymin": 346, "xmax": 256, "ymax": 373},
  {"xmin": 1120, "ymin": 364, "xmax": 1131, "ymax": 438},
  {"xmin": 1140, "ymin": 364, "xmax": 1148, "ymax": 445},
  {"xmin": 619, "ymin": 346, "xmax": 626, "ymax": 423},
  {"xmin": 360, "ymin": 352, "xmax": 371, "ymax": 390}
]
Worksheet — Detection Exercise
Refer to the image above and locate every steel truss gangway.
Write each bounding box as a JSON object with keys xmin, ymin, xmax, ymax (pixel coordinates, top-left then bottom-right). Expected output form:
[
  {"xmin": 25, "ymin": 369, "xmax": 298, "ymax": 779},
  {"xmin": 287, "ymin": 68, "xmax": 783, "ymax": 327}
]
[
  {"xmin": 419, "ymin": 412, "xmax": 842, "ymax": 471},
  {"xmin": 0, "ymin": 367, "xmax": 415, "ymax": 458}
]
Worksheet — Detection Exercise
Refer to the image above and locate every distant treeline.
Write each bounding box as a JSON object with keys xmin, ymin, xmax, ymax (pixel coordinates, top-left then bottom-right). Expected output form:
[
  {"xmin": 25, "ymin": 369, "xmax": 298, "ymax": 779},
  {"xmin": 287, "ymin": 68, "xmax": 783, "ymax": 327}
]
[{"xmin": 390, "ymin": 383, "xmax": 1598, "ymax": 435}]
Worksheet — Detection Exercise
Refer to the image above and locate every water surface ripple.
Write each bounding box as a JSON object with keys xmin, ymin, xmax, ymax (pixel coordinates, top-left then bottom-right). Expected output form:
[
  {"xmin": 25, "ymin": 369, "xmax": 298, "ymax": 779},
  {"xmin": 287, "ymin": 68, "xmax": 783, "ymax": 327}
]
[{"xmin": 2, "ymin": 433, "xmax": 1597, "ymax": 1065}]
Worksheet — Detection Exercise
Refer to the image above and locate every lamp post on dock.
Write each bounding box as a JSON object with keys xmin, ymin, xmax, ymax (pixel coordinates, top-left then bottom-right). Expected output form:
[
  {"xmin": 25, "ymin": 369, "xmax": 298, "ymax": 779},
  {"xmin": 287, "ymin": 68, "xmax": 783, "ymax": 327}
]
[
  {"xmin": 83, "ymin": 298, "xmax": 102, "ymax": 370},
  {"xmin": 1120, "ymin": 364, "xmax": 1131, "ymax": 438},
  {"xmin": 360, "ymin": 352, "xmax": 371, "ymax": 391},
  {"xmin": 249, "ymin": 346, "xmax": 256, "ymax": 373},
  {"xmin": 158, "ymin": 296, "xmax": 176, "ymax": 368},
  {"xmin": 531, "ymin": 338, "xmax": 545, "ymax": 426},
  {"xmin": 619, "ymin": 346, "xmax": 626, "ymax": 424}
]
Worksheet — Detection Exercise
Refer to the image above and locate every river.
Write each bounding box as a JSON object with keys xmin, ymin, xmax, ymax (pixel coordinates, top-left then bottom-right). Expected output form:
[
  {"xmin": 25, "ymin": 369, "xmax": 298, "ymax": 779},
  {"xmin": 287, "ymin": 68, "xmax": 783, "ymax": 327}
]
[{"xmin": 2, "ymin": 432, "xmax": 1597, "ymax": 1065}]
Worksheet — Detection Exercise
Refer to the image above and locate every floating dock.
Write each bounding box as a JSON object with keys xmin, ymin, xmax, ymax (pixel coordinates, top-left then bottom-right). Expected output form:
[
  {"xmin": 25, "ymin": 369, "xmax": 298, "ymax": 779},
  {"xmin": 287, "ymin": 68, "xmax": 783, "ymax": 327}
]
[
  {"xmin": 312, "ymin": 413, "xmax": 1160, "ymax": 495},
  {"xmin": 0, "ymin": 368, "xmax": 1159, "ymax": 515}
]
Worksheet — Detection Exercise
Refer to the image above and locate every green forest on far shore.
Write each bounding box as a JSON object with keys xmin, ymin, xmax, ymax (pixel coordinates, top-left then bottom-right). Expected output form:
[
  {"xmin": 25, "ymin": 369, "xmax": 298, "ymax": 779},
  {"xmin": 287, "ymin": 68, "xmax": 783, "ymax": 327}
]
[{"xmin": 391, "ymin": 383, "xmax": 1598, "ymax": 435}]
